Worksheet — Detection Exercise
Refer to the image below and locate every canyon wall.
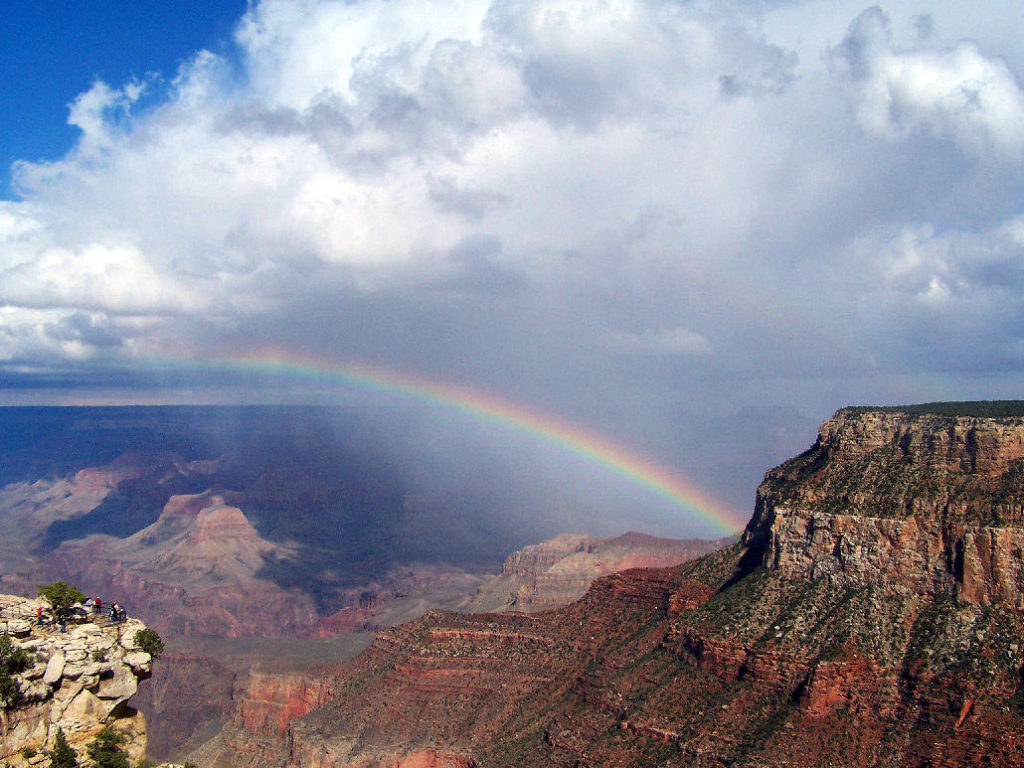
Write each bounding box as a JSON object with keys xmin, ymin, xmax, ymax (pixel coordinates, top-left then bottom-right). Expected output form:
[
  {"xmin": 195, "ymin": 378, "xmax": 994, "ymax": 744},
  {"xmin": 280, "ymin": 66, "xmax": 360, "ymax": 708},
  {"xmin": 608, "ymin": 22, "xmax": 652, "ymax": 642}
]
[
  {"xmin": 748, "ymin": 408, "xmax": 1024, "ymax": 605},
  {"xmin": 244, "ymin": 405, "xmax": 1024, "ymax": 768},
  {"xmin": 461, "ymin": 531, "xmax": 729, "ymax": 613}
]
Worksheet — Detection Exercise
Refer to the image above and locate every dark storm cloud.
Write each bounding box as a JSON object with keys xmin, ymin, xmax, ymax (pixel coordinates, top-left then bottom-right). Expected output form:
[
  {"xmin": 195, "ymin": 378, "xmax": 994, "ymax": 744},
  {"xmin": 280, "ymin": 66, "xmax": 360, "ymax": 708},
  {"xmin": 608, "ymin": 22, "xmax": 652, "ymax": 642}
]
[{"xmin": 44, "ymin": 312, "xmax": 122, "ymax": 348}]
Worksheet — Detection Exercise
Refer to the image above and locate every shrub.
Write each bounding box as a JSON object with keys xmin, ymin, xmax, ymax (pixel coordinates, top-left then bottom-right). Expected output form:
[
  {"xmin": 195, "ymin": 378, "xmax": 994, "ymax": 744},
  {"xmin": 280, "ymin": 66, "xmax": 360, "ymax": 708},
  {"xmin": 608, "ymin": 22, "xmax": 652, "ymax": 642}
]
[
  {"xmin": 133, "ymin": 629, "xmax": 164, "ymax": 659},
  {"xmin": 91, "ymin": 650, "xmax": 107, "ymax": 663},
  {"xmin": 0, "ymin": 632, "xmax": 30, "ymax": 710},
  {"xmin": 20, "ymin": 748, "xmax": 36, "ymax": 760}
]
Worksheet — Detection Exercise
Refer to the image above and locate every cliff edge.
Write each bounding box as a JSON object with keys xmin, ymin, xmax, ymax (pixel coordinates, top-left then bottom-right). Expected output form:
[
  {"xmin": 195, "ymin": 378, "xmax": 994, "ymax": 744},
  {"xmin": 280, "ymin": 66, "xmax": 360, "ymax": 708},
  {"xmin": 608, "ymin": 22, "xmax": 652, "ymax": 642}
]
[
  {"xmin": 0, "ymin": 596, "xmax": 153, "ymax": 766},
  {"xmin": 747, "ymin": 405, "xmax": 1024, "ymax": 605}
]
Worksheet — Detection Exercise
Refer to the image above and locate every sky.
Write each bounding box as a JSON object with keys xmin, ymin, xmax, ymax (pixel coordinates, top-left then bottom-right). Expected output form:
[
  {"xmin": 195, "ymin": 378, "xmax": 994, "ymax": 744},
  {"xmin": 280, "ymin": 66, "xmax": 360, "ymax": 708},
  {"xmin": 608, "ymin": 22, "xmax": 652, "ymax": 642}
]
[{"xmin": 2, "ymin": 1, "xmax": 1024, "ymax": 534}]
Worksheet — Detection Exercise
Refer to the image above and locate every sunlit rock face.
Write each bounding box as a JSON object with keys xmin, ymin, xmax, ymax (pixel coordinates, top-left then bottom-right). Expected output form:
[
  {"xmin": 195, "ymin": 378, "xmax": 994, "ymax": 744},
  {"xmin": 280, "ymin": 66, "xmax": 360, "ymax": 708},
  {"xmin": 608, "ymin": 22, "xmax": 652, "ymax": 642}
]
[
  {"xmin": 0, "ymin": 595, "xmax": 152, "ymax": 767},
  {"xmin": 461, "ymin": 531, "xmax": 730, "ymax": 613},
  {"xmin": 220, "ymin": 404, "xmax": 1024, "ymax": 768},
  {"xmin": 748, "ymin": 407, "xmax": 1024, "ymax": 606}
]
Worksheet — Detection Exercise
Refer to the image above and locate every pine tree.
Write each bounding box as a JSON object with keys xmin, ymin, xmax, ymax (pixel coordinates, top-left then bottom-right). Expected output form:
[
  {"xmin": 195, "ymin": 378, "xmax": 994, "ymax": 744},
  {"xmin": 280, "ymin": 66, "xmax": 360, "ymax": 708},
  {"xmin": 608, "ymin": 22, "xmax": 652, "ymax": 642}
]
[
  {"xmin": 37, "ymin": 582, "xmax": 85, "ymax": 620},
  {"xmin": 133, "ymin": 629, "xmax": 164, "ymax": 659},
  {"xmin": 48, "ymin": 727, "xmax": 79, "ymax": 768},
  {"xmin": 0, "ymin": 632, "xmax": 30, "ymax": 710},
  {"xmin": 86, "ymin": 727, "xmax": 128, "ymax": 768}
]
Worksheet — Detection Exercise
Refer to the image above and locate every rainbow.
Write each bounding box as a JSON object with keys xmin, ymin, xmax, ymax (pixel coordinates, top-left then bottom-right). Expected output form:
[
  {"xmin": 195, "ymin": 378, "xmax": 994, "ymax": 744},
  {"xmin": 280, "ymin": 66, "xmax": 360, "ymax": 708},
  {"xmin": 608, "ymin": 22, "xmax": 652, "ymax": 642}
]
[{"xmin": 169, "ymin": 350, "xmax": 744, "ymax": 534}]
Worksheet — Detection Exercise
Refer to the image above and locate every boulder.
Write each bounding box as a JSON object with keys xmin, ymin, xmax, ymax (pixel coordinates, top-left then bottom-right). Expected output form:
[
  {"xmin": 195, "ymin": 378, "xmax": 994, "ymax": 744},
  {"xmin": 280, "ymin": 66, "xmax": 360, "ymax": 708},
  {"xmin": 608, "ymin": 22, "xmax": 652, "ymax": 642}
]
[{"xmin": 42, "ymin": 652, "xmax": 65, "ymax": 685}]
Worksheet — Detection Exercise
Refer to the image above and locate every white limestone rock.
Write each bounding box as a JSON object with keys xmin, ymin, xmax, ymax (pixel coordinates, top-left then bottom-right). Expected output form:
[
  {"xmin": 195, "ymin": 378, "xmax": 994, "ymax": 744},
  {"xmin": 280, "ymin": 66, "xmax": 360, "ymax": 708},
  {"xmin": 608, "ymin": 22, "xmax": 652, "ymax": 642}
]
[
  {"xmin": 96, "ymin": 664, "xmax": 139, "ymax": 701},
  {"xmin": 63, "ymin": 660, "xmax": 102, "ymax": 680},
  {"xmin": 117, "ymin": 620, "xmax": 147, "ymax": 650},
  {"xmin": 0, "ymin": 593, "xmax": 154, "ymax": 768},
  {"xmin": 42, "ymin": 652, "xmax": 65, "ymax": 685},
  {"xmin": 7, "ymin": 619, "xmax": 32, "ymax": 636},
  {"xmin": 124, "ymin": 651, "xmax": 152, "ymax": 673}
]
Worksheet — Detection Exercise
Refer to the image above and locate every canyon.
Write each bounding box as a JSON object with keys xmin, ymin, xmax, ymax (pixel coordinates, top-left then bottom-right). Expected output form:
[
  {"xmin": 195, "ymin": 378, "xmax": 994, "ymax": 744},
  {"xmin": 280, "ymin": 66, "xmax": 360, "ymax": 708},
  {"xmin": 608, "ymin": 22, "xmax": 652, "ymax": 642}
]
[
  {"xmin": 7, "ymin": 403, "xmax": 1024, "ymax": 766},
  {"xmin": 0, "ymin": 407, "xmax": 731, "ymax": 762},
  {"xmin": 217, "ymin": 404, "xmax": 1024, "ymax": 767},
  {"xmin": 132, "ymin": 528, "xmax": 722, "ymax": 762}
]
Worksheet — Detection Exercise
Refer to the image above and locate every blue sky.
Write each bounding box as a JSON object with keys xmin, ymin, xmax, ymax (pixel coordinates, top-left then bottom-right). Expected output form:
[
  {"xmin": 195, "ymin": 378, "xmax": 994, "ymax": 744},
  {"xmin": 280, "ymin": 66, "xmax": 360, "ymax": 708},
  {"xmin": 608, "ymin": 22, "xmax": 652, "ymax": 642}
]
[
  {"xmin": 1, "ymin": 0, "xmax": 1024, "ymax": 530},
  {"xmin": 1, "ymin": 1, "xmax": 246, "ymax": 195}
]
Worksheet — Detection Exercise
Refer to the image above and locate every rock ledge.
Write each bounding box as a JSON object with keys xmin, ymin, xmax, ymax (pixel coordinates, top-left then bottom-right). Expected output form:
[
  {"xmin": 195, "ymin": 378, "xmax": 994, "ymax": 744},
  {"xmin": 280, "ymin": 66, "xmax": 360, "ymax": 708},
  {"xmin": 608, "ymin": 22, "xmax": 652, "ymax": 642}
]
[{"xmin": 0, "ymin": 594, "xmax": 151, "ymax": 766}]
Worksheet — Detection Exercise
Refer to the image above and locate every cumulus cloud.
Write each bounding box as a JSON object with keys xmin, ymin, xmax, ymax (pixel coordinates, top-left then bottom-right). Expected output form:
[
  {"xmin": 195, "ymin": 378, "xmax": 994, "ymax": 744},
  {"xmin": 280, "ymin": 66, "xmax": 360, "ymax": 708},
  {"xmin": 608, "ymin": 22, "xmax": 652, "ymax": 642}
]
[
  {"xmin": 0, "ymin": 0, "xmax": 1021, "ymax": 446},
  {"xmin": 833, "ymin": 6, "xmax": 1024, "ymax": 160}
]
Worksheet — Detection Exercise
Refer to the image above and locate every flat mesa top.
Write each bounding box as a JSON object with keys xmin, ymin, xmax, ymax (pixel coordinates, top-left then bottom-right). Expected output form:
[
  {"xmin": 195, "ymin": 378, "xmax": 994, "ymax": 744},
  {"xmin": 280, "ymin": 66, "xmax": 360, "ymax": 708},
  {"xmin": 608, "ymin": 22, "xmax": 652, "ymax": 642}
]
[{"xmin": 839, "ymin": 401, "xmax": 1024, "ymax": 419}]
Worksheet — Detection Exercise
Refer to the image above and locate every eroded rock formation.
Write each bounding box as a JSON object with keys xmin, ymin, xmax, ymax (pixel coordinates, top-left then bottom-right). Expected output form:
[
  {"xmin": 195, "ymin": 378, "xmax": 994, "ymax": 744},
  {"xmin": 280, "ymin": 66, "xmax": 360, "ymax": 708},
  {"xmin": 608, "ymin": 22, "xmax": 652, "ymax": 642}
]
[
  {"xmin": 0, "ymin": 595, "xmax": 153, "ymax": 767},
  {"xmin": 52, "ymin": 491, "xmax": 319, "ymax": 638},
  {"xmin": 461, "ymin": 531, "xmax": 729, "ymax": 613},
  {"xmin": 226, "ymin": 404, "xmax": 1024, "ymax": 768},
  {"xmin": 749, "ymin": 407, "xmax": 1024, "ymax": 605}
]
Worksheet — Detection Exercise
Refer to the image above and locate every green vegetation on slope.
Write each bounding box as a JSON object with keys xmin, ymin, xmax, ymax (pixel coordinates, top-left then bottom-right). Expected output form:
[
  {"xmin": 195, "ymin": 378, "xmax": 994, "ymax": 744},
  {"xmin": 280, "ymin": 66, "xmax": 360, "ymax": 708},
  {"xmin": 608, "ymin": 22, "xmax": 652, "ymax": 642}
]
[{"xmin": 840, "ymin": 401, "xmax": 1024, "ymax": 418}]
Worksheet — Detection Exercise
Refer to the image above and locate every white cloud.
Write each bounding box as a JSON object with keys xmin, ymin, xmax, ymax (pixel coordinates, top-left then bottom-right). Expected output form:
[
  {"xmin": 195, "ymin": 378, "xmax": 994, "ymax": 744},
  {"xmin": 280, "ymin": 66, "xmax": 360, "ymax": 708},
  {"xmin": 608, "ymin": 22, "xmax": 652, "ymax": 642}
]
[
  {"xmin": 65, "ymin": 79, "xmax": 146, "ymax": 155},
  {"xmin": 833, "ymin": 6, "xmax": 1024, "ymax": 160},
  {"xmin": 0, "ymin": 0, "xmax": 1021, "ymax": 422},
  {"xmin": 0, "ymin": 242, "xmax": 216, "ymax": 315}
]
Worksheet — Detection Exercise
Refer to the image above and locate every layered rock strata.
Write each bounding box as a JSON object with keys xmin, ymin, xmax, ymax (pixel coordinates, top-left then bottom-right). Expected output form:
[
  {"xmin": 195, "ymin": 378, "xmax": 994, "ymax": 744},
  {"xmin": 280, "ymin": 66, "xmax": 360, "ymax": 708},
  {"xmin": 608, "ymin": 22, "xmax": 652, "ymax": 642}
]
[
  {"xmin": 461, "ymin": 531, "xmax": 729, "ymax": 613},
  {"xmin": 748, "ymin": 408, "xmax": 1024, "ymax": 606},
  {"xmin": 232, "ymin": 405, "xmax": 1024, "ymax": 768},
  {"xmin": 221, "ymin": 667, "xmax": 337, "ymax": 767},
  {"xmin": 0, "ymin": 595, "xmax": 153, "ymax": 766},
  {"xmin": 52, "ymin": 492, "xmax": 319, "ymax": 638}
]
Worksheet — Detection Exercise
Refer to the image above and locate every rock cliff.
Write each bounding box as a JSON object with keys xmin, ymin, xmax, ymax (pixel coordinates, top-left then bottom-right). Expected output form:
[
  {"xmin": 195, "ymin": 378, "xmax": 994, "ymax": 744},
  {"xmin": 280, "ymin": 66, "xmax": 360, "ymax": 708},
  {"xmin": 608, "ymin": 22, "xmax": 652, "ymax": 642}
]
[
  {"xmin": 461, "ymin": 531, "xmax": 729, "ymax": 613},
  {"xmin": 0, "ymin": 595, "xmax": 153, "ymax": 766},
  {"xmin": 241, "ymin": 404, "xmax": 1024, "ymax": 768},
  {"xmin": 51, "ymin": 491, "xmax": 319, "ymax": 638},
  {"xmin": 220, "ymin": 666, "xmax": 337, "ymax": 767},
  {"xmin": 747, "ymin": 406, "xmax": 1024, "ymax": 605}
]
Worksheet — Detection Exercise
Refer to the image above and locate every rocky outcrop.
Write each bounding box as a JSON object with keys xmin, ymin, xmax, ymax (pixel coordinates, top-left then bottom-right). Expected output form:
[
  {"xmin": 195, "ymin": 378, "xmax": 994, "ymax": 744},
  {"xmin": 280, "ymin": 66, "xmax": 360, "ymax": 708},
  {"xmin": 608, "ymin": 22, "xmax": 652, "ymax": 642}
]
[
  {"xmin": 0, "ymin": 594, "xmax": 153, "ymax": 767},
  {"xmin": 219, "ymin": 667, "xmax": 338, "ymax": 767},
  {"xmin": 51, "ymin": 492, "xmax": 319, "ymax": 638},
  {"xmin": 240, "ymin": 404, "xmax": 1024, "ymax": 768},
  {"xmin": 746, "ymin": 407, "xmax": 1024, "ymax": 606},
  {"xmin": 461, "ymin": 531, "xmax": 729, "ymax": 613}
]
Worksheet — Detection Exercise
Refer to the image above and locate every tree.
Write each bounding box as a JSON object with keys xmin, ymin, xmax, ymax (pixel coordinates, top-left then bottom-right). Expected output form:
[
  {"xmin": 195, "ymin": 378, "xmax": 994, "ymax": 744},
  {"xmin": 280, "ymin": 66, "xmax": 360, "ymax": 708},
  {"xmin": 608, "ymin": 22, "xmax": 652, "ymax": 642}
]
[
  {"xmin": 133, "ymin": 629, "xmax": 164, "ymax": 659},
  {"xmin": 37, "ymin": 582, "xmax": 85, "ymax": 618},
  {"xmin": 48, "ymin": 727, "xmax": 79, "ymax": 768},
  {"xmin": 0, "ymin": 632, "xmax": 30, "ymax": 710},
  {"xmin": 86, "ymin": 727, "xmax": 128, "ymax": 768}
]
